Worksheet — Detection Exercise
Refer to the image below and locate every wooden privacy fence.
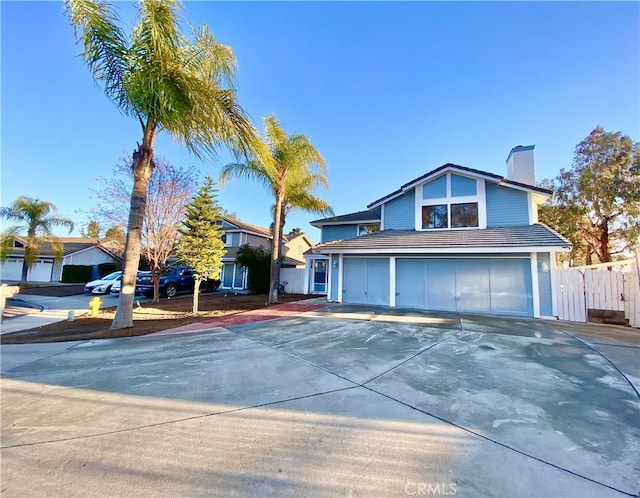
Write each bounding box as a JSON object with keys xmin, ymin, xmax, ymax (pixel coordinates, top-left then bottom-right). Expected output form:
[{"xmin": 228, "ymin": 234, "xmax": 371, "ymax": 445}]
[
  {"xmin": 280, "ymin": 268, "xmax": 306, "ymax": 294},
  {"xmin": 554, "ymin": 268, "xmax": 640, "ymax": 328}
]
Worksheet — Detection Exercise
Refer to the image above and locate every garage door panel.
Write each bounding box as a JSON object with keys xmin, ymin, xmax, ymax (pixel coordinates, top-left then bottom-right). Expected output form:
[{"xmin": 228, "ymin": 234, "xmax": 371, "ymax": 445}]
[
  {"xmin": 366, "ymin": 259, "xmax": 390, "ymax": 306},
  {"xmin": 456, "ymin": 260, "xmax": 491, "ymax": 311},
  {"xmin": 396, "ymin": 259, "xmax": 425, "ymax": 308},
  {"xmin": 490, "ymin": 259, "xmax": 532, "ymax": 314},
  {"xmin": 426, "ymin": 260, "xmax": 457, "ymax": 311},
  {"xmin": 343, "ymin": 259, "xmax": 367, "ymax": 304}
]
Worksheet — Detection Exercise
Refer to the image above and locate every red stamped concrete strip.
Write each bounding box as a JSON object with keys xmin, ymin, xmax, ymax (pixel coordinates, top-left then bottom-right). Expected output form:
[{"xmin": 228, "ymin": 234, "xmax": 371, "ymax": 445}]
[{"xmin": 151, "ymin": 302, "xmax": 327, "ymax": 336}]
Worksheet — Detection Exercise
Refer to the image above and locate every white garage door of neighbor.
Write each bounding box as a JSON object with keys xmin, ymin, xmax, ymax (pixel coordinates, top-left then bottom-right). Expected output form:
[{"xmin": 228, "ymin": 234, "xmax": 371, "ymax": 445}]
[
  {"xmin": 27, "ymin": 260, "xmax": 54, "ymax": 282},
  {"xmin": 0, "ymin": 259, "xmax": 23, "ymax": 281},
  {"xmin": 395, "ymin": 258, "xmax": 533, "ymax": 316}
]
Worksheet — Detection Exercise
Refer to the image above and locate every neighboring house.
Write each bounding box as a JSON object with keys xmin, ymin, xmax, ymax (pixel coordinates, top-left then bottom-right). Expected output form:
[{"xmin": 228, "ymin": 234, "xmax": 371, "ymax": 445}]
[
  {"xmin": 0, "ymin": 237, "xmax": 121, "ymax": 283},
  {"xmin": 218, "ymin": 217, "xmax": 313, "ymax": 291},
  {"xmin": 218, "ymin": 217, "xmax": 271, "ymax": 290},
  {"xmin": 282, "ymin": 232, "xmax": 314, "ymax": 268},
  {"xmin": 309, "ymin": 145, "xmax": 571, "ymax": 318}
]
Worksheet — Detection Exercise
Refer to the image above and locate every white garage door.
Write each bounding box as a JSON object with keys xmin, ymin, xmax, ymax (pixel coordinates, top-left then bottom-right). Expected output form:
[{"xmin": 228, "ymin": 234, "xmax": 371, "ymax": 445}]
[
  {"xmin": 0, "ymin": 259, "xmax": 23, "ymax": 281},
  {"xmin": 396, "ymin": 258, "xmax": 533, "ymax": 316},
  {"xmin": 343, "ymin": 258, "xmax": 390, "ymax": 306},
  {"xmin": 27, "ymin": 260, "xmax": 54, "ymax": 282}
]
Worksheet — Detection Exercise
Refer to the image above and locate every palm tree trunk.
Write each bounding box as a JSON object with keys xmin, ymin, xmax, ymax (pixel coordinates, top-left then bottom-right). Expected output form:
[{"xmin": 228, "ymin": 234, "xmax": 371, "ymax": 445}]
[
  {"xmin": 111, "ymin": 140, "xmax": 155, "ymax": 330},
  {"xmin": 20, "ymin": 261, "xmax": 29, "ymax": 282},
  {"xmin": 276, "ymin": 212, "xmax": 287, "ymax": 290},
  {"xmin": 21, "ymin": 226, "xmax": 38, "ymax": 283},
  {"xmin": 268, "ymin": 193, "xmax": 284, "ymax": 304}
]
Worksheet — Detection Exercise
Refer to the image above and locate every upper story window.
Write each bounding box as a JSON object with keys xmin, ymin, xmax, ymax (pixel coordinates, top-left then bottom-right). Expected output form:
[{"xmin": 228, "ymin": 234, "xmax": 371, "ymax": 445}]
[
  {"xmin": 13, "ymin": 240, "xmax": 24, "ymax": 248},
  {"xmin": 418, "ymin": 173, "xmax": 484, "ymax": 230},
  {"xmin": 358, "ymin": 223, "xmax": 380, "ymax": 236}
]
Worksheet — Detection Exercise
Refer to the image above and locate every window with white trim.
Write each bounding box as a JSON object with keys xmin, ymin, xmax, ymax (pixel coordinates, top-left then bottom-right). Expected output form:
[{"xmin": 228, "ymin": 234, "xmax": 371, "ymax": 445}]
[
  {"xmin": 419, "ymin": 173, "xmax": 480, "ymax": 230},
  {"xmin": 358, "ymin": 223, "xmax": 380, "ymax": 236}
]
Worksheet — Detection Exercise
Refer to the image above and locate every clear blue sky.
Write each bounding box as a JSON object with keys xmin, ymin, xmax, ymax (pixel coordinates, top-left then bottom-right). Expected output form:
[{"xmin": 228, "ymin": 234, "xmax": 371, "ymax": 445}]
[{"xmin": 2, "ymin": 1, "xmax": 638, "ymax": 243}]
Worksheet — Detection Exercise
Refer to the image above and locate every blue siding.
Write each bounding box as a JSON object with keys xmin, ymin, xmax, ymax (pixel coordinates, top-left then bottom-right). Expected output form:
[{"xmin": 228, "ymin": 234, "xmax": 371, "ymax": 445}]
[
  {"xmin": 329, "ymin": 255, "xmax": 339, "ymax": 300},
  {"xmin": 537, "ymin": 253, "xmax": 553, "ymax": 316},
  {"xmin": 383, "ymin": 188, "xmax": 415, "ymax": 230},
  {"xmin": 451, "ymin": 174, "xmax": 477, "ymax": 197},
  {"xmin": 422, "ymin": 176, "xmax": 446, "ymax": 199},
  {"xmin": 321, "ymin": 224, "xmax": 358, "ymax": 243},
  {"xmin": 486, "ymin": 182, "xmax": 530, "ymax": 227}
]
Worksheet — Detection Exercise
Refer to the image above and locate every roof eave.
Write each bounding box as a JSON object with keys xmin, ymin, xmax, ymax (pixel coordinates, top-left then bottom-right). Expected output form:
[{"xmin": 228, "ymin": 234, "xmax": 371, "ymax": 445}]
[{"xmin": 312, "ymin": 245, "xmax": 570, "ymax": 255}]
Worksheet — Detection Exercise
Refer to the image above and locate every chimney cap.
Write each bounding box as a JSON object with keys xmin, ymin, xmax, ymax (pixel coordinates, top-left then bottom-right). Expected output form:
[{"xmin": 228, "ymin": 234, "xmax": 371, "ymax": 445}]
[{"xmin": 506, "ymin": 144, "xmax": 535, "ymax": 163}]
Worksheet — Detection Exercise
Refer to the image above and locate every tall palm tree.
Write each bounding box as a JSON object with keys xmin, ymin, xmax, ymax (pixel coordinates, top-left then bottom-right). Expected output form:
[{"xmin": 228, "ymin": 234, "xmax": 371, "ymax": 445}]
[
  {"xmin": 67, "ymin": 0, "xmax": 258, "ymax": 329},
  {"xmin": 0, "ymin": 197, "xmax": 74, "ymax": 282},
  {"xmin": 221, "ymin": 115, "xmax": 329, "ymax": 304},
  {"xmin": 274, "ymin": 177, "xmax": 333, "ymax": 275}
]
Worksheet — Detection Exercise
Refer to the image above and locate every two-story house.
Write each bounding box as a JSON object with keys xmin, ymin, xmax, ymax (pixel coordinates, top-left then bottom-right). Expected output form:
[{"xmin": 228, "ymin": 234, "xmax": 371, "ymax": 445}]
[
  {"xmin": 218, "ymin": 217, "xmax": 313, "ymax": 291},
  {"xmin": 309, "ymin": 145, "xmax": 570, "ymax": 318}
]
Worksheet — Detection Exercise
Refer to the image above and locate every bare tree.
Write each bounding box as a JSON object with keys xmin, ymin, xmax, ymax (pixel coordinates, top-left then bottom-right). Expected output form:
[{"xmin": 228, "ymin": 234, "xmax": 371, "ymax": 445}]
[{"xmin": 91, "ymin": 156, "xmax": 198, "ymax": 302}]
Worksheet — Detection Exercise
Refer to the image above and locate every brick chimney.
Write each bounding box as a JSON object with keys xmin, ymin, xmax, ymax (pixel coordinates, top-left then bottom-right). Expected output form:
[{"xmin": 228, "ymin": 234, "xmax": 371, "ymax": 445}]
[{"xmin": 506, "ymin": 145, "xmax": 535, "ymax": 185}]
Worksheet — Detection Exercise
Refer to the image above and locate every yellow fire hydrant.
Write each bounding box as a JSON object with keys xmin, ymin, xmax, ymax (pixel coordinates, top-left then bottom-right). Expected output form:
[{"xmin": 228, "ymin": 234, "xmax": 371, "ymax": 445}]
[{"xmin": 89, "ymin": 296, "xmax": 101, "ymax": 317}]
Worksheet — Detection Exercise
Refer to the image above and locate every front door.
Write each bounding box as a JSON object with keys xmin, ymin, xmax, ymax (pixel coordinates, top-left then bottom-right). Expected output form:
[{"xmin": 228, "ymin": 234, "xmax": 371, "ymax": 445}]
[{"xmin": 312, "ymin": 259, "xmax": 327, "ymax": 293}]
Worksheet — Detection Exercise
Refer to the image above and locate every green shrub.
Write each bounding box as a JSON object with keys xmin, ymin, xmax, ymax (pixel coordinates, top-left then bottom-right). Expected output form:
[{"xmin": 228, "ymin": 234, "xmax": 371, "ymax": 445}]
[
  {"xmin": 97, "ymin": 262, "xmax": 122, "ymax": 277},
  {"xmin": 61, "ymin": 265, "xmax": 93, "ymax": 283},
  {"xmin": 235, "ymin": 244, "xmax": 270, "ymax": 294}
]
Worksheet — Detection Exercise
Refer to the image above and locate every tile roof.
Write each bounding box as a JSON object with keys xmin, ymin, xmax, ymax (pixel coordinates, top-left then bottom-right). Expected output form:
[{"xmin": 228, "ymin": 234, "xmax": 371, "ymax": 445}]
[
  {"xmin": 222, "ymin": 217, "xmax": 272, "ymax": 238},
  {"xmin": 312, "ymin": 224, "xmax": 570, "ymax": 253},
  {"xmin": 10, "ymin": 237, "xmax": 113, "ymax": 258},
  {"xmin": 310, "ymin": 207, "xmax": 381, "ymax": 226}
]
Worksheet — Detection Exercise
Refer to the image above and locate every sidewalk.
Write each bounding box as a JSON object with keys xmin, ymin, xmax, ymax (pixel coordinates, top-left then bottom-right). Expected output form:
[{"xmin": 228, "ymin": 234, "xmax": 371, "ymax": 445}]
[{"xmin": 0, "ymin": 293, "xmax": 119, "ymax": 335}]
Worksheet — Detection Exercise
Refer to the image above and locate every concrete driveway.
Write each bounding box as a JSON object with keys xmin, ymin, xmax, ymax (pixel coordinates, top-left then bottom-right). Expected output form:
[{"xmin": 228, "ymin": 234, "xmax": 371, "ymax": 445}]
[{"xmin": 1, "ymin": 303, "xmax": 639, "ymax": 497}]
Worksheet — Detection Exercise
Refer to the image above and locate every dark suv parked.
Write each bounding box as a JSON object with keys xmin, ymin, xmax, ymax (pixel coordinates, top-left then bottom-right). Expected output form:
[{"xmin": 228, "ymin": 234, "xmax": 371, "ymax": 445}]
[{"xmin": 135, "ymin": 265, "xmax": 221, "ymax": 298}]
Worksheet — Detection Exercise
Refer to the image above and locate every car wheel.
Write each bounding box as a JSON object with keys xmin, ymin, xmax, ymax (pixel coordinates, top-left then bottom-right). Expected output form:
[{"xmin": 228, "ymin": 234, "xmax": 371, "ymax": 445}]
[
  {"xmin": 105, "ymin": 285, "xmax": 112, "ymax": 294},
  {"xmin": 165, "ymin": 284, "xmax": 178, "ymax": 298}
]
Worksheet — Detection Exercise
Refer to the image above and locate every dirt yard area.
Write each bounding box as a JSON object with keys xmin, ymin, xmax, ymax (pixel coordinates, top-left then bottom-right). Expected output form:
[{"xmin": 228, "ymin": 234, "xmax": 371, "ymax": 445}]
[{"xmin": 1, "ymin": 293, "xmax": 315, "ymax": 345}]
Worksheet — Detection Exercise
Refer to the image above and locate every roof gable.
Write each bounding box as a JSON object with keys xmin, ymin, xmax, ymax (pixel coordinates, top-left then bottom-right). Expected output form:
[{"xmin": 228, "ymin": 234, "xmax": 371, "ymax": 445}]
[
  {"xmin": 367, "ymin": 163, "xmax": 550, "ymax": 209},
  {"xmin": 8, "ymin": 236, "xmax": 120, "ymax": 259},
  {"xmin": 221, "ymin": 217, "xmax": 272, "ymax": 238}
]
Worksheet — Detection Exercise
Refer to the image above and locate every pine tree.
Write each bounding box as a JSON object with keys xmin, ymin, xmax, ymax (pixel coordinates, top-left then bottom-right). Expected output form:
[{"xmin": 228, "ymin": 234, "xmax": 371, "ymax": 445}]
[{"xmin": 175, "ymin": 177, "xmax": 226, "ymax": 313}]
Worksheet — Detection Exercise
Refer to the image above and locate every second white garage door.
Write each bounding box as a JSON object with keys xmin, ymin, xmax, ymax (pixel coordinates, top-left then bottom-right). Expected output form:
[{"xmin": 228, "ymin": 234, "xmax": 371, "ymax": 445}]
[{"xmin": 395, "ymin": 258, "xmax": 533, "ymax": 316}]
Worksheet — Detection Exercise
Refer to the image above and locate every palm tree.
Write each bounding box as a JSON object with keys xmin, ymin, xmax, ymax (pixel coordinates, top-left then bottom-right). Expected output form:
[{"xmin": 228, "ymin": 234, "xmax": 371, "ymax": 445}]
[
  {"xmin": 67, "ymin": 0, "xmax": 258, "ymax": 329},
  {"xmin": 274, "ymin": 178, "xmax": 332, "ymax": 275},
  {"xmin": 221, "ymin": 115, "xmax": 329, "ymax": 304},
  {"xmin": 0, "ymin": 197, "xmax": 74, "ymax": 282}
]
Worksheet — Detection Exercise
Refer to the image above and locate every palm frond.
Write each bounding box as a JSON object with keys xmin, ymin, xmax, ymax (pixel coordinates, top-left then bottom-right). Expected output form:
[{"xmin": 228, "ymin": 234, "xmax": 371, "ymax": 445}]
[
  {"xmin": 220, "ymin": 160, "xmax": 274, "ymax": 190},
  {"xmin": 185, "ymin": 24, "xmax": 237, "ymax": 89},
  {"xmin": 263, "ymin": 115, "xmax": 288, "ymax": 150},
  {"xmin": 0, "ymin": 229, "xmax": 20, "ymax": 261},
  {"xmin": 66, "ymin": 0, "xmax": 131, "ymax": 112}
]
